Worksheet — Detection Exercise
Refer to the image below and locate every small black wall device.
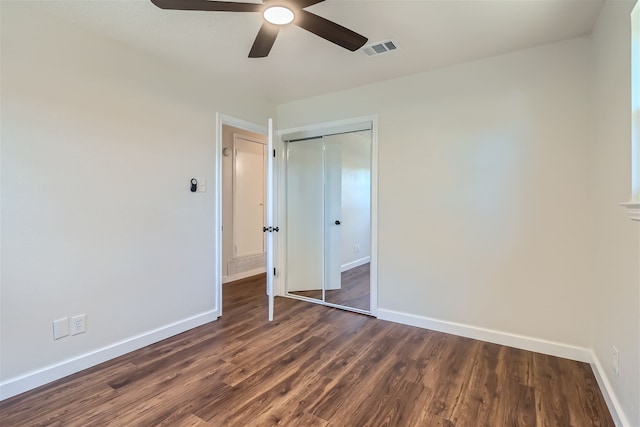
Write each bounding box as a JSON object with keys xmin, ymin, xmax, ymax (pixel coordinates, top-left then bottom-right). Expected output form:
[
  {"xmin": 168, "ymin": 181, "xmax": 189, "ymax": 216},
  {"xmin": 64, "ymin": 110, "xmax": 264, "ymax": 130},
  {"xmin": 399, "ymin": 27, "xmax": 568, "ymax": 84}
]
[{"xmin": 190, "ymin": 178, "xmax": 197, "ymax": 192}]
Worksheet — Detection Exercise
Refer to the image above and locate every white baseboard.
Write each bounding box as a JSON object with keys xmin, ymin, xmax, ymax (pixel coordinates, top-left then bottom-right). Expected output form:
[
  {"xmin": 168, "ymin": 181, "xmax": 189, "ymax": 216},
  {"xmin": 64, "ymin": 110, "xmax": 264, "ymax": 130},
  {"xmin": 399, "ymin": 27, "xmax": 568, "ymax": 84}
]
[
  {"xmin": 223, "ymin": 267, "xmax": 266, "ymax": 284},
  {"xmin": 377, "ymin": 308, "xmax": 592, "ymax": 363},
  {"xmin": 0, "ymin": 309, "xmax": 219, "ymax": 401},
  {"xmin": 341, "ymin": 256, "xmax": 371, "ymax": 272},
  {"xmin": 590, "ymin": 352, "xmax": 631, "ymax": 427}
]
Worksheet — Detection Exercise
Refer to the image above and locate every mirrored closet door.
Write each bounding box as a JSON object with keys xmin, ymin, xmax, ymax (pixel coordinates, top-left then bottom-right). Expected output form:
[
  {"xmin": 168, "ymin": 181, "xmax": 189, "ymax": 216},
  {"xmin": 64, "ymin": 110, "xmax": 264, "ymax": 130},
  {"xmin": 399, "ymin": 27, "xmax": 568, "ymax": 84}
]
[{"xmin": 285, "ymin": 127, "xmax": 372, "ymax": 314}]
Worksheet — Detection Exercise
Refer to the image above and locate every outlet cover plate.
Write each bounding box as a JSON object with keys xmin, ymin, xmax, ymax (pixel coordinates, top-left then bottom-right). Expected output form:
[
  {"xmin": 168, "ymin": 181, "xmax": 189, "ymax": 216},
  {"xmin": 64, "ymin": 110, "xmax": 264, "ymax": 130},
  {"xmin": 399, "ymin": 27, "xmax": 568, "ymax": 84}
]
[{"xmin": 71, "ymin": 314, "xmax": 86, "ymax": 335}]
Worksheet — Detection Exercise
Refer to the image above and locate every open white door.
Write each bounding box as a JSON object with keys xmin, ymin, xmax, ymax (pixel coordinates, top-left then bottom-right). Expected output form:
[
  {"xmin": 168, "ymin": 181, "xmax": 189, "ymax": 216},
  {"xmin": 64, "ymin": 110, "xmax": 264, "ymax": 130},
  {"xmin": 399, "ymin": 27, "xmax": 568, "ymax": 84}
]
[{"xmin": 265, "ymin": 118, "xmax": 275, "ymax": 321}]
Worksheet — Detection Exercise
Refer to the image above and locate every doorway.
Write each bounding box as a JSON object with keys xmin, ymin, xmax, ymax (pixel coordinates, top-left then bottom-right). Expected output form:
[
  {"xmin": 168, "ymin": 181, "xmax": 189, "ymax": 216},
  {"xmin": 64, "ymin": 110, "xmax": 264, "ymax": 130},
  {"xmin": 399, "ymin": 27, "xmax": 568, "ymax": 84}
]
[
  {"xmin": 215, "ymin": 114, "xmax": 274, "ymax": 319},
  {"xmin": 221, "ymin": 125, "xmax": 267, "ymax": 284}
]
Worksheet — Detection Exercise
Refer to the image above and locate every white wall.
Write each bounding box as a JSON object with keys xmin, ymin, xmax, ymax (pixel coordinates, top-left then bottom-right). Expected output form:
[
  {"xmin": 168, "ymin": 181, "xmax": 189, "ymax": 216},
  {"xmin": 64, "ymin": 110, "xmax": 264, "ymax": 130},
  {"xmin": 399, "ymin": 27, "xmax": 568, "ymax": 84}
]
[
  {"xmin": 591, "ymin": 1, "xmax": 640, "ymax": 425},
  {"xmin": 279, "ymin": 38, "xmax": 595, "ymax": 348},
  {"xmin": 0, "ymin": 2, "xmax": 274, "ymax": 397}
]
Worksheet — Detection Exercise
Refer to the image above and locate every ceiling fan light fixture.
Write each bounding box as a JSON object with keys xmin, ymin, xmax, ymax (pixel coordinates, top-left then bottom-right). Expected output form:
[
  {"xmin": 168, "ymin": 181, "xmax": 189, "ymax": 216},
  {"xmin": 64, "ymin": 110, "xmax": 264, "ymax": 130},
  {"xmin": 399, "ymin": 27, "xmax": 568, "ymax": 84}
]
[{"xmin": 263, "ymin": 6, "xmax": 294, "ymax": 25}]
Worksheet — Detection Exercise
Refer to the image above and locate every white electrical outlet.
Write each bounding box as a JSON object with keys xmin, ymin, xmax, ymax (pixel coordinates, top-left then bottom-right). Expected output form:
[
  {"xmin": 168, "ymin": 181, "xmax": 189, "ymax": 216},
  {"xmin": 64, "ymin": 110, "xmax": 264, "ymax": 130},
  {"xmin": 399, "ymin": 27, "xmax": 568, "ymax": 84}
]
[
  {"xmin": 53, "ymin": 317, "xmax": 69, "ymax": 340},
  {"xmin": 198, "ymin": 179, "xmax": 206, "ymax": 192},
  {"xmin": 71, "ymin": 314, "xmax": 87, "ymax": 336},
  {"xmin": 612, "ymin": 346, "xmax": 619, "ymax": 375}
]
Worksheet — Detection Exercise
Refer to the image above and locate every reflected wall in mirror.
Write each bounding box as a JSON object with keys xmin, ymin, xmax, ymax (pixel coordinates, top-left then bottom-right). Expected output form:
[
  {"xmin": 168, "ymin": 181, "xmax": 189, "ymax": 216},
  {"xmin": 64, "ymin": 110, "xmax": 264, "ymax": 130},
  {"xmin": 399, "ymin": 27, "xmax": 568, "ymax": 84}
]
[
  {"xmin": 285, "ymin": 128, "xmax": 372, "ymax": 313},
  {"xmin": 324, "ymin": 131, "xmax": 371, "ymax": 311}
]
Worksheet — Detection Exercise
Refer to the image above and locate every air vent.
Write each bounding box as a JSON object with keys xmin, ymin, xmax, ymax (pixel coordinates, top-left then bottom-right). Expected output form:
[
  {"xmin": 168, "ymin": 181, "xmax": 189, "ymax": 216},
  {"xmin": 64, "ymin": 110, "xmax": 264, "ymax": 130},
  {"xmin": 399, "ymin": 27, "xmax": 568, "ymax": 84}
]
[{"xmin": 362, "ymin": 39, "xmax": 399, "ymax": 57}]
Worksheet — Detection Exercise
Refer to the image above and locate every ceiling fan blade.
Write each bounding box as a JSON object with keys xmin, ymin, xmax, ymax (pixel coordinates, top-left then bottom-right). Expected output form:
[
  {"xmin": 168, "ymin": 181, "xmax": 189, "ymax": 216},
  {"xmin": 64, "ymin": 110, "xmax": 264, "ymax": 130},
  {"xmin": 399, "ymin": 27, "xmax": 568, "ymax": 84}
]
[
  {"xmin": 150, "ymin": 0, "xmax": 262, "ymax": 12},
  {"xmin": 294, "ymin": 9, "xmax": 367, "ymax": 52},
  {"xmin": 262, "ymin": 0, "xmax": 323, "ymax": 8},
  {"xmin": 291, "ymin": 0, "xmax": 325, "ymax": 8},
  {"xmin": 249, "ymin": 22, "xmax": 280, "ymax": 58}
]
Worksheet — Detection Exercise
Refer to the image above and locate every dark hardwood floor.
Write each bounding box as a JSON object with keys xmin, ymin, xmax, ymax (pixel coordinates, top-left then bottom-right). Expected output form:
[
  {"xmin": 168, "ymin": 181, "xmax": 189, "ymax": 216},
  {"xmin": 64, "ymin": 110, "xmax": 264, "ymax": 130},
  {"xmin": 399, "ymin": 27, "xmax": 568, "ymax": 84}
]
[
  {"xmin": 325, "ymin": 263, "xmax": 370, "ymax": 310},
  {"xmin": 289, "ymin": 263, "xmax": 371, "ymax": 311},
  {"xmin": 0, "ymin": 274, "xmax": 613, "ymax": 426}
]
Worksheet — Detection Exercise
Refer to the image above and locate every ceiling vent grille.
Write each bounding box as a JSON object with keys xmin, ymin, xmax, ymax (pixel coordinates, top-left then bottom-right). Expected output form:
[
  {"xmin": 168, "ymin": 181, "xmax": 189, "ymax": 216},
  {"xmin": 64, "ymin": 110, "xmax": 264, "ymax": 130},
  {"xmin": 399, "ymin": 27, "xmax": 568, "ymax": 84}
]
[{"xmin": 362, "ymin": 39, "xmax": 399, "ymax": 57}]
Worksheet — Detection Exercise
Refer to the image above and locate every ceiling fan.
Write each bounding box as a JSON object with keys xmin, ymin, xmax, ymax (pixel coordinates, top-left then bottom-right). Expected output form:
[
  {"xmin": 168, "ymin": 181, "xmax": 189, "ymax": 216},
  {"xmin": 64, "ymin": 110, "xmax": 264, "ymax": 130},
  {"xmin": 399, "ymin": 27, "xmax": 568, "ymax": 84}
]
[{"xmin": 150, "ymin": 0, "xmax": 368, "ymax": 58}]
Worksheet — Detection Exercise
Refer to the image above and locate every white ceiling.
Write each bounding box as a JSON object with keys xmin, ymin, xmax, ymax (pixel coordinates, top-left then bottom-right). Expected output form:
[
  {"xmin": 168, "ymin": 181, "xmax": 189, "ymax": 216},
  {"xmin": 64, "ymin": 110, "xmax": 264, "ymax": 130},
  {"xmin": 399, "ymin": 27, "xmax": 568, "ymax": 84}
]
[{"xmin": 30, "ymin": 0, "xmax": 603, "ymax": 104}]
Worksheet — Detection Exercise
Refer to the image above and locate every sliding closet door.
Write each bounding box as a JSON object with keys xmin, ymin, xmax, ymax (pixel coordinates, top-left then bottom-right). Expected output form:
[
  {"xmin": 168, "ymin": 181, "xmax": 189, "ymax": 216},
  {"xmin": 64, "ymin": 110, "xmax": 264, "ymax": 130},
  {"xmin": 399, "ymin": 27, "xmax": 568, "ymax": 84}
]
[
  {"xmin": 282, "ymin": 123, "xmax": 373, "ymax": 314},
  {"xmin": 286, "ymin": 138, "xmax": 324, "ymax": 300},
  {"xmin": 324, "ymin": 131, "xmax": 372, "ymax": 311}
]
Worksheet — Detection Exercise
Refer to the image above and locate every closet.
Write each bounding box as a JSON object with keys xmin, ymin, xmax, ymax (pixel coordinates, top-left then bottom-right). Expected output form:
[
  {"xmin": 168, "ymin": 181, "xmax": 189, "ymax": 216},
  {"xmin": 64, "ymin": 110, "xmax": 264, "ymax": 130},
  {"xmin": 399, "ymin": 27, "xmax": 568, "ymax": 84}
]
[{"xmin": 284, "ymin": 124, "xmax": 372, "ymax": 314}]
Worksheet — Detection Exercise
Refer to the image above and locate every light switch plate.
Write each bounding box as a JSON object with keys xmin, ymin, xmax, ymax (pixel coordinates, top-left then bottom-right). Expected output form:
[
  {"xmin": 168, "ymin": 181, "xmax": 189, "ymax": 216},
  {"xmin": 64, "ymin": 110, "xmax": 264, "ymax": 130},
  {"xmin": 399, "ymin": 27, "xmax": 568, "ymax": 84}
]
[{"xmin": 53, "ymin": 317, "xmax": 69, "ymax": 340}]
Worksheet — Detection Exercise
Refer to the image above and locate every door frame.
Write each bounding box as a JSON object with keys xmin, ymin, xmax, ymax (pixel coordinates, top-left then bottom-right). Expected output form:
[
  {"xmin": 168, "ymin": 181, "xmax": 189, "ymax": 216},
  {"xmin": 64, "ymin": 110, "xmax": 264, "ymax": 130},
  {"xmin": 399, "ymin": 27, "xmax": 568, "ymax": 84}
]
[
  {"xmin": 215, "ymin": 113, "xmax": 271, "ymax": 317},
  {"xmin": 278, "ymin": 115, "xmax": 379, "ymax": 316}
]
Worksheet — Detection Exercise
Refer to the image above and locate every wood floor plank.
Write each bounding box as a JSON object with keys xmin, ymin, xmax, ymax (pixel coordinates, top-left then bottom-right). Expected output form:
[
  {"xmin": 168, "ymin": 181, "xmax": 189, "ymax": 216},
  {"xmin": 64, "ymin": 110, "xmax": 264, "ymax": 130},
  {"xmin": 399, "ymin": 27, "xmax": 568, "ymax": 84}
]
[
  {"xmin": 251, "ymin": 373, "xmax": 333, "ymax": 427},
  {"xmin": 308, "ymin": 331, "xmax": 407, "ymax": 421},
  {"xmin": 66, "ymin": 357, "xmax": 237, "ymax": 426},
  {"xmin": 0, "ymin": 274, "xmax": 615, "ymax": 426},
  {"xmin": 502, "ymin": 346, "xmax": 535, "ymax": 387},
  {"xmin": 448, "ymin": 342, "xmax": 503, "ymax": 426},
  {"xmin": 504, "ymin": 382, "xmax": 537, "ymax": 427},
  {"xmin": 357, "ymin": 379, "xmax": 426, "ymax": 427},
  {"xmin": 203, "ymin": 339, "xmax": 331, "ymax": 425},
  {"xmin": 426, "ymin": 337, "xmax": 480, "ymax": 419},
  {"xmin": 175, "ymin": 414, "xmax": 213, "ymax": 427}
]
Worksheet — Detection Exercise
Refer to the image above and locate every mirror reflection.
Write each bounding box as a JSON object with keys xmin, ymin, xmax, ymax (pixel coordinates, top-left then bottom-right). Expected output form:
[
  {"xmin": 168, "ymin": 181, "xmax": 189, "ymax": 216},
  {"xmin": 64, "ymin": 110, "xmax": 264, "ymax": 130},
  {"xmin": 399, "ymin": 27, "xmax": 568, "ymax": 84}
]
[
  {"xmin": 324, "ymin": 131, "xmax": 371, "ymax": 311},
  {"xmin": 286, "ymin": 129, "xmax": 371, "ymax": 313}
]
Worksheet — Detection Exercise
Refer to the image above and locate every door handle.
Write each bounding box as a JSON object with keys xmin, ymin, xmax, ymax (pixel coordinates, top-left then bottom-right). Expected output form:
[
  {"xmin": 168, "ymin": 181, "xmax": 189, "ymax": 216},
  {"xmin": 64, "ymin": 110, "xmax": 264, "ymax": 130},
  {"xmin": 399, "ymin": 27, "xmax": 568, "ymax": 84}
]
[{"xmin": 335, "ymin": 220, "xmax": 341, "ymax": 225}]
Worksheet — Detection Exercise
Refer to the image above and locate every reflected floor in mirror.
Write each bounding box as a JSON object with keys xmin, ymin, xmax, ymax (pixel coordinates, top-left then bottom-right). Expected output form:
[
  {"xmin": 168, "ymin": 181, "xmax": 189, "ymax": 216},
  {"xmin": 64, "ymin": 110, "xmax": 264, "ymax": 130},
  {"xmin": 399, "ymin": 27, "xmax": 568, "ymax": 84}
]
[{"xmin": 289, "ymin": 263, "xmax": 370, "ymax": 311}]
